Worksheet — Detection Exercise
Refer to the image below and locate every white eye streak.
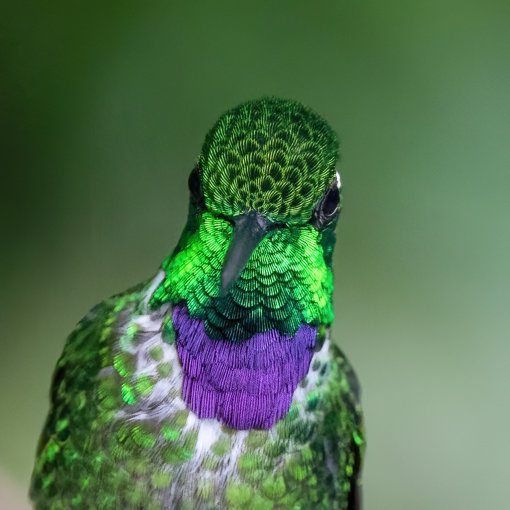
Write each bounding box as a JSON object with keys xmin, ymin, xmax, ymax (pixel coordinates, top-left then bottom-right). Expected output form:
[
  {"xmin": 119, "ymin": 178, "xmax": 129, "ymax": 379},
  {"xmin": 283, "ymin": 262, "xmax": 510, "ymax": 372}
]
[{"xmin": 335, "ymin": 171, "xmax": 342, "ymax": 190}]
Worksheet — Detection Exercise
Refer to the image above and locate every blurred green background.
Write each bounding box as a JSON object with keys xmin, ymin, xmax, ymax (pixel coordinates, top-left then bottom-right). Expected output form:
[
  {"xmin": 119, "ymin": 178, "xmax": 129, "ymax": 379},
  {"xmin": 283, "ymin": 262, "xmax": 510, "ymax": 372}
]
[{"xmin": 1, "ymin": 1, "xmax": 509, "ymax": 508}]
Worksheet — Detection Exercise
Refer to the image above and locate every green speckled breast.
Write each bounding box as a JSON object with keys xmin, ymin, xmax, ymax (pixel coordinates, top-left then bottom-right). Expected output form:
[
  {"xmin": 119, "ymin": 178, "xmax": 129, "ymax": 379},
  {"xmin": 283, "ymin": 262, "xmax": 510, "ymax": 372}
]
[{"xmin": 30, "ymin": 279, "xmax": 364, "ymax": 510}]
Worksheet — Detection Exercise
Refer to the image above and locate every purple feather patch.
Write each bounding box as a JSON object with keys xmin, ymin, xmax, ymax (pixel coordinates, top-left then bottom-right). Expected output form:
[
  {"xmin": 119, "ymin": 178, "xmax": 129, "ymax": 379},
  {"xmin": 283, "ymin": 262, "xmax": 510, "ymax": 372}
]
[{"xmin": 172, "ymin": 305, "xmax": 317, "ymax": 430}]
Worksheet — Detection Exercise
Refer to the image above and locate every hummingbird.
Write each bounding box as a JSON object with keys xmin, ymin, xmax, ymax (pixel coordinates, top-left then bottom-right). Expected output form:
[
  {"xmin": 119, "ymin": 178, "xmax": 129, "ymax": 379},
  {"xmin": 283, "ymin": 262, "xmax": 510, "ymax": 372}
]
[{"xmin": 31, "ymin": 97, "xmax": 364, "ymax": 509}]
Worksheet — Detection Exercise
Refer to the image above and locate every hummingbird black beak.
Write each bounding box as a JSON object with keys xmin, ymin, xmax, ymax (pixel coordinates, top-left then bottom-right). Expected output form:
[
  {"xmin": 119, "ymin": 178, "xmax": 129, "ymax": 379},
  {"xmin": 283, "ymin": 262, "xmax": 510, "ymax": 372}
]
[{"xmin": 220, "ymin": 212, "xmax": 271, "ymax": 296}]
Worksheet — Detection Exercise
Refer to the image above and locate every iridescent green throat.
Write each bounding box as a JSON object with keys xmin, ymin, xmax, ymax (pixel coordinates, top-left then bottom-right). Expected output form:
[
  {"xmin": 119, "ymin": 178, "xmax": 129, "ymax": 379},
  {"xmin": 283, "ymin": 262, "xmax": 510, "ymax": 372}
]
[{"xmin": 149, "ymin": 212, "xmax": 335, "ymax": 341}]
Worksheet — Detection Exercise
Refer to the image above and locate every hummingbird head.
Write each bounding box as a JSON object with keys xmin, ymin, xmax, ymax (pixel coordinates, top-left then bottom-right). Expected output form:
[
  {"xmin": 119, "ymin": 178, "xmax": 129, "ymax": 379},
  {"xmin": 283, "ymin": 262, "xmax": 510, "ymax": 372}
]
[{"xmin": 151, "ymin": 97, "xmax": 341, "ymax": 341}]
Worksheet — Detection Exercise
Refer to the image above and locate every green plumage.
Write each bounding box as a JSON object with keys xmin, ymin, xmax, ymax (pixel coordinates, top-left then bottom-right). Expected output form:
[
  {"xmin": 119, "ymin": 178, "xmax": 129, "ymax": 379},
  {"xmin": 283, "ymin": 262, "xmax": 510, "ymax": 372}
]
[
  {"xmin": 200, "ymin": 97, "xmax": 339, "ymax": 224},
  {"xmin": 31, "ymin": 97, "xmax": 365, "ymax": 509},
  {"xmin": 150, "ymin": 212, "xmax": 334, "ymax": 340}
]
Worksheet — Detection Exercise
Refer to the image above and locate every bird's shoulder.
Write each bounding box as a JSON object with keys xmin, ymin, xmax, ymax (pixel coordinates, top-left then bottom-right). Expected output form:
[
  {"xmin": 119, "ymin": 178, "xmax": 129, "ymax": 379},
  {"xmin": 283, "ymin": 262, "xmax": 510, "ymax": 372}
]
[
  {"xmin": 30, "ymin": 280, "xmax": 148, "ymax": 506},
  {"xmin": 325, "ymin": 342, "xmax": 365, "ymax": 509}
]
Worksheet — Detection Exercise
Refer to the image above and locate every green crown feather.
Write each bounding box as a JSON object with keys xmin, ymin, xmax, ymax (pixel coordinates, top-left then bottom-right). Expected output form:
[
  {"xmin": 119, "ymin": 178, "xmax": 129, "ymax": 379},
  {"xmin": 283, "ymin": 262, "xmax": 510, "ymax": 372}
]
[{"xmin": 200, "ymin": 97, "xmax": 338, "ymax": 224}]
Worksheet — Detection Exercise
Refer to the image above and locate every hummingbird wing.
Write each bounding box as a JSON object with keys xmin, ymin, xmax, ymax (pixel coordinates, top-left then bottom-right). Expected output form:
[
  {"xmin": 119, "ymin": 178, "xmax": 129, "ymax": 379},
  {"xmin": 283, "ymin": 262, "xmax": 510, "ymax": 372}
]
[
  {"xmin": 330, "ymin": 343, "xmax": 365, "ymax": 510},
  {"xmin": 30, "ymin": 283, "xmax": 145, "ymax": 508}
]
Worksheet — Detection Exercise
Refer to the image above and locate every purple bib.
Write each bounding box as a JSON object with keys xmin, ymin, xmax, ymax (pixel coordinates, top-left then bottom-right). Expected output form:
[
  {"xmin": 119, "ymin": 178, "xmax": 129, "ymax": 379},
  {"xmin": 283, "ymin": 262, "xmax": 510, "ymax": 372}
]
[{"xmin": 172, "ymin": 305, "xmax": 317, "ymax": 429}]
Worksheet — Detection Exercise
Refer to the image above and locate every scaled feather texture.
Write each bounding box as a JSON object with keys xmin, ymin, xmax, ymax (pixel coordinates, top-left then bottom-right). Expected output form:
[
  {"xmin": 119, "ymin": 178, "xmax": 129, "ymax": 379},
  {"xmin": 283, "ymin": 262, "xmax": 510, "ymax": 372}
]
[{"xmin": 31, "ymin": 97, "xmax": 365, "ymax": 509}]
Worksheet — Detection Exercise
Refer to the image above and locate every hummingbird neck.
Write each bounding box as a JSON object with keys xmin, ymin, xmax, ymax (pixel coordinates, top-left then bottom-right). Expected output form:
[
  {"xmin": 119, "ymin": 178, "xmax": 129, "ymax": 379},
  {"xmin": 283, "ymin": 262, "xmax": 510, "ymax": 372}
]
[{"xmin": 149, "ymin": 213, "xmax": 335, "ymax": 341}]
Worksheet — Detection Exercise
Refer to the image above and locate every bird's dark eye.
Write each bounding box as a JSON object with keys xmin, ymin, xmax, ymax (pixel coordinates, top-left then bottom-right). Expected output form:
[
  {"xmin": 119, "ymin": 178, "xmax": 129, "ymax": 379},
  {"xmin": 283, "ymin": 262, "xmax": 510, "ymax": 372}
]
[
  {"xmin": 322, "ymin": 186, "xmax": 340, "ymax": 217},
  {"xmin": 311, "ymin": 179, "xmax": 341, "ymax": 229},
  {"xmin": 188, "ymin": 166, "xmax": 205, "ymax": 209}
]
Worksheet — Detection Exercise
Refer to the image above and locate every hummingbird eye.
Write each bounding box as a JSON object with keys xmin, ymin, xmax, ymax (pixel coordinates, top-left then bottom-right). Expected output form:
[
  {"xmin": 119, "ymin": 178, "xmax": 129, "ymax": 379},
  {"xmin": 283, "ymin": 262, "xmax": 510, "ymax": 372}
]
[
  {"xmin": 311, "ymin": 177, "xmax": 341, "ymax": 229},
  {"xmin": 322, "ymin": 186, "xmax": 340, "ymax": 217},
  {"xmin": 188, "ymin": 166, "xmax": 205, "ymax": 209}
]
